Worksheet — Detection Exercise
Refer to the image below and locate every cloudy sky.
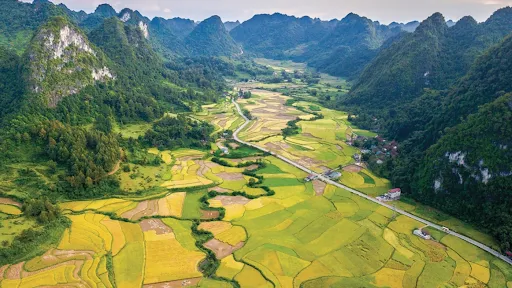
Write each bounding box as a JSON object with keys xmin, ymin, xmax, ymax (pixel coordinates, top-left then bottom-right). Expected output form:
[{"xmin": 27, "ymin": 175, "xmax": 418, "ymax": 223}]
[{"xmin": 27, "ymin": 0, "xmax": 512, "ymax": 23}]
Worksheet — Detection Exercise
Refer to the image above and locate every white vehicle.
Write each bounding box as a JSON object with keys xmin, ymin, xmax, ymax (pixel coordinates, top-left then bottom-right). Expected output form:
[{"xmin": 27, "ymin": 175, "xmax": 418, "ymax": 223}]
[{"xmin": 442, "ymin": 227, "xmax": 450, "ymax": 233}]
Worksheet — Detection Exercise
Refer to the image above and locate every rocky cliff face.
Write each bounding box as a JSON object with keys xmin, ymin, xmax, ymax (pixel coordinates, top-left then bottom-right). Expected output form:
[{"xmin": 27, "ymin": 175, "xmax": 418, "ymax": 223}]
[{"xmin": 28, "ymin": 17, "xmax": 113, "ymax": 107}]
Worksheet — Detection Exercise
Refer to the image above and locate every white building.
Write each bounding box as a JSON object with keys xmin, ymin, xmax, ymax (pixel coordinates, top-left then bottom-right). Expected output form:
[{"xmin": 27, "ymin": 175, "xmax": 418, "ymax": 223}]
[{"xmin": 414, "ymin": 229, "xmax": 432, "ymax": 240}]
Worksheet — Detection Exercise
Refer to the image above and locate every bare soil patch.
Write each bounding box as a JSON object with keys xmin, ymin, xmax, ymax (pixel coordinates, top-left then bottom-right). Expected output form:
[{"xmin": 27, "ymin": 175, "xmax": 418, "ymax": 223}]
[
  {"xmin": 5, "ymin": 262, "xmax": 24, "ymax": 279},
  {"xmin": 0, "ymin": 265, "xmax": 8, "ymax": 280},
  {"xmin": 208, "ymin": 187, "xmax": 232, "ymax": 193},
  {"xmin": 298, "ymin": 156, "xmax": 321, "ymax": 167},
  {"xmin": 121, "ymin": 200, "xmax": 148, "ymax": 219},
  {"xmin": 212, "ymin": 196, "xmax": 251, "ymax": 206},
  {"xmin": 245, "ymin": 164, "xmax": 260, "ymax": 171},
  {"xmin": 319, "ymin": 166, "xmax": 331, "ymax": 173},
  {"xmin": 122, "ymin": 200, "xmax": 160, "ymax": 221},
  {"xmin": 201, "ymin": 210, "xmax": 220, "ymax": 220},
  {"xmin": 177, "ymin": 156, "xmax": 202, "ymax": 161},
  {"xmin": 336, "ymin": 145, "xmax": 344, "ymax": 151},
  {"xmin": 216, "ymin": 172, "xmax": 245, "ymax": 181},
  {"xmin": 312, "ymin": 180, "xmax": 327, "ymax": 196},
  {"xmin": 343, "ymin": 165, "xmax": 363, "ymax": 173},
  {"xmin": 0, "ymin": 198, "xmax": 21, "ymax": 208},
  {"xmin": 265, "ymin": 142, "xmax": 283, "ymax": 151},
  {"xmin": 143, "ymin": 277, "xmax": 202, "ymax": 288},
  {"xmin": 204, "ymin": 162, "xmax": 221, "ymax": 169},
  {"xmin": 217, "ymin": 119, "xmax": 228, "ymax": 128},
  {"xmin": 228, "ymin": 143, "xmax": 240, "ymax": 149},
  {"xmin": 204, "ymin": 239, "xmax": 245, "ymax": 259},
  {"xmin": 140, "ymin": 219, "xmax": 172, "ymax": 235}
]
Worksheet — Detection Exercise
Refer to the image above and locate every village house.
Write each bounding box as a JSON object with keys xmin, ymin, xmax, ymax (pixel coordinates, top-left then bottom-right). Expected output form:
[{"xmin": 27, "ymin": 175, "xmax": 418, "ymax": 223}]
[
  {"xmin": 413, "ymin": 229, "xmax": 432, "ymax": 240},
  {"xmin": 376, "ymin": 188, "xmax": 401, "ymax": 202}
]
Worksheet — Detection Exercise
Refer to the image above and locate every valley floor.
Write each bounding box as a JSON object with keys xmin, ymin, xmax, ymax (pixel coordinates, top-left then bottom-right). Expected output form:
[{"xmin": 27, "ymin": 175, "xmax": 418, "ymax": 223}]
[{"xmin": 1, "ymin": 60, "xmax": 511, "ymax": 288}]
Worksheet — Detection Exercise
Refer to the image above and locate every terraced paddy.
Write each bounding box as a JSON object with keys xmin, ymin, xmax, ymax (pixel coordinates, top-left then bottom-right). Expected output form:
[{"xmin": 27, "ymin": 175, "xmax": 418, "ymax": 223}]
[
  {"xmin": 1, "ymin": 63, "xmax": 512, "ymax": 288},
  {"xmin": 195, "ymin": 100, "xmax": 244, "ymax": 135},
  {"xmin": 2, "ymin": 145, "xmax": 512, "ymax": 287},
  {"xmin": 236, "ymin": 87, "xmax": 391, "ymax": 196}
]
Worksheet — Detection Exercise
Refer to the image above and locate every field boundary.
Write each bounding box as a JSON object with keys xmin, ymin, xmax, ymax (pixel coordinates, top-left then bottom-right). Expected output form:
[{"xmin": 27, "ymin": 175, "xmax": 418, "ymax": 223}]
[{"xmin": 232, "ymin": 98, "xmax": 512, "ymax": 266}]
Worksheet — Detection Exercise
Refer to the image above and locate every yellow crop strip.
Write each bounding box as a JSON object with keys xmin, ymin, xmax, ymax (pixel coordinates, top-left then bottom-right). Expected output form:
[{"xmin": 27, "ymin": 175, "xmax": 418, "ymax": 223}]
[
  {"xmin": 143, "ymin": 230, "xmax": 204, "ymax": 284},
  {"xmin": 0, "ymin": 204, "xmax": 21, "ymax": 215}
]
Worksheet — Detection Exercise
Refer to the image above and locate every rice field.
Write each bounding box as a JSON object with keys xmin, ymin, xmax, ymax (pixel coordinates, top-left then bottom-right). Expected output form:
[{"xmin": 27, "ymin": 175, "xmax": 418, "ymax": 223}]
[
  {"xmin": 195, "ymin": 99, "xmax": 243, "ymax": 134},
  {"xmin": 3, "ymin": 63, "xmax": 512, "ymax": 288}
]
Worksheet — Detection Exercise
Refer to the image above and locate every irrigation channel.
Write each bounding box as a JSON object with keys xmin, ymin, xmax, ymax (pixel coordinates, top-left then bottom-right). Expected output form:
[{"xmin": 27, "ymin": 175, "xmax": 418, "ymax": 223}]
[{"xmin": 231, "ymin": 98, "xmax": 512, "ymax": 266}]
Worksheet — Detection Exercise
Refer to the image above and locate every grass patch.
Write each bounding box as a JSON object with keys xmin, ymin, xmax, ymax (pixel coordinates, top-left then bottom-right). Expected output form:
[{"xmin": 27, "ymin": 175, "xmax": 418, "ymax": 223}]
[{"xmin": 358, "ymin": 172, "xmax": 376, "ymax": 185}]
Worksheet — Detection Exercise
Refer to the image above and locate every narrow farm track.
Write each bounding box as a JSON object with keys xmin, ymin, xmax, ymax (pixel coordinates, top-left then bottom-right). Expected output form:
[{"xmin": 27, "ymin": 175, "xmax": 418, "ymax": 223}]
[{"xmin": 232, "ymin": 98, "xmax": 512, "ymax": 266}]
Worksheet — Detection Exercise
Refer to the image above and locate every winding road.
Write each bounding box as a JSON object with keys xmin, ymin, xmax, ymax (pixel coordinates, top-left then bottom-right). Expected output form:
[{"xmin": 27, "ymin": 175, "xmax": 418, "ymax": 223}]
[{"xmin": 231, "ymin": 98, "xmax": 512, "ymax": 266}]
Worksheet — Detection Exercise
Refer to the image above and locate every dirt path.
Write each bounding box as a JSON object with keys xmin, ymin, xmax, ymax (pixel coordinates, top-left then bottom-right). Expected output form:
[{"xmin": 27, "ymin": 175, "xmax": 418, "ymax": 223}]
[{"xmin": 107, "ymin": 160, "xmax": 121, "ymax": 176}]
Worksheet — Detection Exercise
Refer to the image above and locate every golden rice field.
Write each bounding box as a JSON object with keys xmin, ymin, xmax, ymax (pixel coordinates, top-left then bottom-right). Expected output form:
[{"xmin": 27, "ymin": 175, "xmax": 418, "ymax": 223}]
[
  {"xmin": 0, "ymin": 212, "xmax": 207, "ymax": 288},
  {"xmin": 195, "ymin": 99, "xmax": 243, "ymax": 134},
  {"xmin": 2, "ymin": 66, "xmax": 512, "ymax": 287},
  {"xmin": 3, "ymin": 147, "xmax": 512, "ymax": 287}
]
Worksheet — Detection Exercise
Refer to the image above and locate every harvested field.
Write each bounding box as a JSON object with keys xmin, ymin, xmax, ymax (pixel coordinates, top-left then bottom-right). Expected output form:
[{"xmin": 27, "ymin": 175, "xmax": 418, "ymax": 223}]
[
  {"xmin": 312, "ymin": 180, "xmax": 326, "ymax": 196},
  {"xmin": 5, "ymin": 262, "xmax": 23, "ymax": 279},
  {"xmin": 143, "ymin": 277, "xmax": 202, "ymax": 288},
  {"xmin": 0, "ymin": 198, "xmax": 21, "ymax": 207},
  {"xmin": 208, "ymin": 186, "xmax": 232, "ymax": 193},
  {"xmin": 245, "ymin": 164, "xmax": 260, "ymax": 171},
  {"xmin": 204, "ymin": 239, "xmax": 244, "ymax": 259},
  {"xmin": 216, "ymin": 172, "xmax": 245, "ymax": 181},
  {"xmin": 201, "ymin": 210, "xmax": 220, "ymax": 220},
  {"xmin": 140, "ymin": 219, "xmax": 173, "ymax": 235},
  {"xmin": 121, "ymin": 200, "xmax": 151, "ymax": 220},
  {"xmin": 343, "ymin": 164, "xmax": 363, "ymax": 173},
  {"xmin": 211, "ymin": 196, "xmax": 251, "ymax": 206}
]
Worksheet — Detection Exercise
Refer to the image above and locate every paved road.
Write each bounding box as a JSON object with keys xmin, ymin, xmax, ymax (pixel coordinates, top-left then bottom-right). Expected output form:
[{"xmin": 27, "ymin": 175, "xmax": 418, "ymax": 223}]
[{"xmin": 231, "ymin": 98, "xmax": 512, "ymax": 265}]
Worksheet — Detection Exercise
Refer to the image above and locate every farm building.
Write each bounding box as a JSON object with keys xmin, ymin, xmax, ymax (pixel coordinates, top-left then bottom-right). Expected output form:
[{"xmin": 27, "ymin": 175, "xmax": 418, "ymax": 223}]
[
  {"xmin": 413, "ymin": 229, "xmax": 432, "ymax": 240},
  {"xmin": 221, "ymin": 147, "xmax": 229, "ymax": 154},
  {"xmin": 304, "ymin": 174, "xmax": 317, "ymax": 182},
  {"xmin": 376, "ymin": 188, "xmax": 401, "ymax": 202},
  {"xmin": 325, "ymin": 171, "xmax": 342, "ymax": 180}
]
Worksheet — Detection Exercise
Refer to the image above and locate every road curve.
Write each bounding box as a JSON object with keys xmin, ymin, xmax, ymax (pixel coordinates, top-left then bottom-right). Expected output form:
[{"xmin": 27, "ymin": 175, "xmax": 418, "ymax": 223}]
[{"xmin": 231, "ymin": 98, "xmax": 512, "ymax": 266}]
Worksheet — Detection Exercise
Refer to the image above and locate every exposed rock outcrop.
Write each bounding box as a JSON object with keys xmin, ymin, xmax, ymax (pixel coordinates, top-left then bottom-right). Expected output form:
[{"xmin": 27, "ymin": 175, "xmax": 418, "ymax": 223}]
[{"xmin": 28, "ymin": 17, "xmax": 113, "ymax": 107}]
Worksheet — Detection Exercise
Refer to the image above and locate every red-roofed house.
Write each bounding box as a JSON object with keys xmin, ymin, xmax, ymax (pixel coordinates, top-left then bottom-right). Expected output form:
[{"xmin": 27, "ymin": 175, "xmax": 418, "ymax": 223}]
[{"xmin": 388, "ymin": 188, "xmax": 401, "ymax": 200}]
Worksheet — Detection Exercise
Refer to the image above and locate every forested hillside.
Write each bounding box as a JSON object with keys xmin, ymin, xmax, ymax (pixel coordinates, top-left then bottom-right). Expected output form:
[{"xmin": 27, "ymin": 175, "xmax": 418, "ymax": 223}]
[
  {"xmin": 0, "ymin": 5, "xmax": 229, "ymax": 204},
  {"xmin": 384, "ymin": 33, "xmax": 512, "ymax": 251},
  {"xmin": 185, "ymin": 15, "xmax": 241, "ymax": 57},
  {"xmin": 297, "ymin": 13, "xmax": 402, "ymax": 78},
  {"xmin": 347, "ymin": 8, "xmax": 512, "ymax": 114},
  {"xmin": 230, "ymin": 13, "xmax": 338, "ymax": 58},
  {"xmin": 412, "ymin": 94, "xmax": 512, "ymax": 251}
]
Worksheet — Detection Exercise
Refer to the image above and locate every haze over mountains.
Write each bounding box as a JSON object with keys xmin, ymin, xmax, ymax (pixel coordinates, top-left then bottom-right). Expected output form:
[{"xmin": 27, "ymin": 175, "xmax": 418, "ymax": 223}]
[{"xmin": 1, "ymin": 0, "xmax": 512, "ymax": 253}]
